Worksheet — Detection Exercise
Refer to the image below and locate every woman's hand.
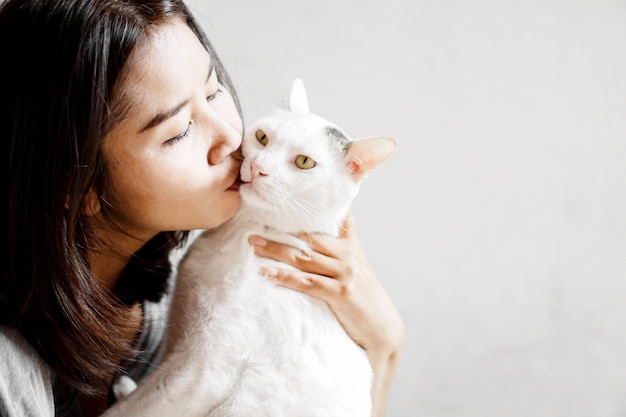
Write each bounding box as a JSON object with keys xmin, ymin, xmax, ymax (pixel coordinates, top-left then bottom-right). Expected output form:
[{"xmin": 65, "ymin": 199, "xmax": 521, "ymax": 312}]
[{"xmin": 249, "ymin": 211, "xmax": 405, "ymax": 417}]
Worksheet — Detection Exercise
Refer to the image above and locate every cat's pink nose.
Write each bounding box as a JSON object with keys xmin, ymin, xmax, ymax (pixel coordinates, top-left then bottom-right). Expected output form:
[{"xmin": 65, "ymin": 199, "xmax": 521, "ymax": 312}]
[{"xmin": 250, "ymin": 161, "xmax": 268, "ymax": 178}]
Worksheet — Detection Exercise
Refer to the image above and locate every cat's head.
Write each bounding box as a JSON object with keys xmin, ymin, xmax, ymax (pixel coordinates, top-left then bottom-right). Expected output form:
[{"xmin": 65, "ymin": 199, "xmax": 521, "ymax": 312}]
[{"xmin": 239, "ymin": 78, "xmax": 397, "ymax": 234}]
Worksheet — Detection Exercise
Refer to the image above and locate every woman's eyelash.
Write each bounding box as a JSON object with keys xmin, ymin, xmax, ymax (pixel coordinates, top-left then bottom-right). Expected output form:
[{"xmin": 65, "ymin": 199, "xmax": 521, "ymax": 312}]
[
  {"xmin": 163, "ymin": 86, "xmax": 222, "ymax": 145},
  {"xmin": 207, "ymin": 88, "xmax": 223, "ymax": 102},
  {"xmin": 165, "ymin": 122, "xmax": 192, "ymax": 145}
]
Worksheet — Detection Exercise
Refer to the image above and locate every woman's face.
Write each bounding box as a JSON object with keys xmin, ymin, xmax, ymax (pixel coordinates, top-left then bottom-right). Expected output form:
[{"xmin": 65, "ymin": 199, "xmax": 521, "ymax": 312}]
[{"xmin": 101, "ymin": 21, "xmax": 243, "ymax": 241}]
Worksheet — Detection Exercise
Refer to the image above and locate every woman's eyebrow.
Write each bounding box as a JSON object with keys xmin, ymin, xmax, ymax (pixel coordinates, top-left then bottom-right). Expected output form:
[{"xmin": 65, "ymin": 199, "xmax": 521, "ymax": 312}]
[{"xmin": 139, "ymin": 99, "xmax": 190, "ymax": 133}]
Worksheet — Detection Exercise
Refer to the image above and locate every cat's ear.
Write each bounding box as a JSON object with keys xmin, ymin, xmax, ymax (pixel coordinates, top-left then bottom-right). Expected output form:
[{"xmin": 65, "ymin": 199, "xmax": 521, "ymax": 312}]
[
  {"xmin": 347, "ymin": 136, "xmax": 398, "ymax": 181},
  {"xmin": 288, "ymin": 78, "xmax": 310, "ymax": 113}
]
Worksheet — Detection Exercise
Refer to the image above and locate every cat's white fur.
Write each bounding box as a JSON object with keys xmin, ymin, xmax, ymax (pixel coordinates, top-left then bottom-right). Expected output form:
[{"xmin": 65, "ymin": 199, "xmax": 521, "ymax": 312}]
[{"xmin": 103, "ymin": 79, "xmax": 397, "ymax": 417}]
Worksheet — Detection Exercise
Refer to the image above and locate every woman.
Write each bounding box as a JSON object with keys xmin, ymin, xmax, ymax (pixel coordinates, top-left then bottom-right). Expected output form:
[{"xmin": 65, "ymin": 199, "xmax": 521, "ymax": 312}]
[{"xmin": 1, "ymin": 0, "xmax": 404, "ymax": 416}]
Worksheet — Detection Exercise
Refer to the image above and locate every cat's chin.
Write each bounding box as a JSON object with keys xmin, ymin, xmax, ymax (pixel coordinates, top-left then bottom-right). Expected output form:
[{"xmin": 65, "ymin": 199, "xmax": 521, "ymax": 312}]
[{"xmin": 239, "ymin": 183, "xmax": 273, "ymax": 210}]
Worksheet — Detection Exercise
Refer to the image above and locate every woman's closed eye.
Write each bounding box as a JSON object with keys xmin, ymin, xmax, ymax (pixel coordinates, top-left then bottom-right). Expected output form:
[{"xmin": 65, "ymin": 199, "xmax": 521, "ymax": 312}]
[
  {"xmin": 164, "ymin": 87, "xmax": 223, "ymax": 146},
  {"xmin": 165, "ymin": 122, "xmax": 192, "ymax": 145},
  {"xmin": 207, "ymin": 87, "xmax": 223, "ymax": 103}
]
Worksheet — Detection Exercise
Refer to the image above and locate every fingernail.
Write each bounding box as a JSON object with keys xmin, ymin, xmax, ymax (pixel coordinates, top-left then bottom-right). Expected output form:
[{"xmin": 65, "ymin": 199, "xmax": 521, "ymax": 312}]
[
  {"xmin": 249, "ymin": 235, "xmax": 267, "ymax": 247},
  {"xmin": 262, "ymin": 266, "xmax": 278, "ymax": 277}
]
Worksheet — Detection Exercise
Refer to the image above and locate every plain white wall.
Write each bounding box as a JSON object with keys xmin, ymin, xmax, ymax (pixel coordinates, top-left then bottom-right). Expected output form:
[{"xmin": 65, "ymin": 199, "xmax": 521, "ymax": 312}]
[{"xmin": 189, "ymin": 1, "xmax": 626, "ymax": 416}]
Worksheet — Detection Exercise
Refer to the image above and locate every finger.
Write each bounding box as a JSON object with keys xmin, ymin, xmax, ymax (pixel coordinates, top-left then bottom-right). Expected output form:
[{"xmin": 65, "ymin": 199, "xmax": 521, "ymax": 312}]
[
  {"xmin": 294, "ymin": 210, "xmax": 356, "ymax": 256},
  {"xmin": 294, "ymin": 232, "xmax": 339, "ymax": 259},
  {"xmin": 262, "ymin": 266, "xmax": 343, "ymax": 302},
  {"xmin": 296, "ymin": 210, "xmax": 357, "ymax": 259},
  {"xmin": 249, "ymin": 235, "xmax": 343, "ymax": 278}
]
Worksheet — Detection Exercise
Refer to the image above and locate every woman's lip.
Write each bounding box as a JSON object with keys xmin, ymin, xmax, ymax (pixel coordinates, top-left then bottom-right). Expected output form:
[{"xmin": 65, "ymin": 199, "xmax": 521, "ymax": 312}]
[{"xmin": 227, "ymin": 176, "xmax": 242, "ymax": 191}]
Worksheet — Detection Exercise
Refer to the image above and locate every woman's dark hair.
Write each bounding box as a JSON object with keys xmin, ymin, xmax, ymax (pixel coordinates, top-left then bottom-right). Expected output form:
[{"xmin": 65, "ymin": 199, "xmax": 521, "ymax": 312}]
[{"xmin": 2, "ymin": 0, "xmax": 241, "ymax": 397}]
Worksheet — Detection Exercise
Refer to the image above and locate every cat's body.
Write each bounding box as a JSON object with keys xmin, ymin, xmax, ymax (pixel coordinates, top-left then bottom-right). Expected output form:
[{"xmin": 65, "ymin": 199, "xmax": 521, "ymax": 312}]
[
  {"xmin": 103, "ymin": 79, "xmax": 396, "ymax": 417},
  {"xmin": 168, "ymin": 210, "xmax": 371, "ymax": 417}
]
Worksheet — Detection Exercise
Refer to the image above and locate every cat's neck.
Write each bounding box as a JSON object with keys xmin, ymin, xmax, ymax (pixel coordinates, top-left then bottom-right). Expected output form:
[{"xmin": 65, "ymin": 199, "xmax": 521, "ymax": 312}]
[{"xmin": 237, "ymin": 202, "xmax": 351, "ymax": 237}]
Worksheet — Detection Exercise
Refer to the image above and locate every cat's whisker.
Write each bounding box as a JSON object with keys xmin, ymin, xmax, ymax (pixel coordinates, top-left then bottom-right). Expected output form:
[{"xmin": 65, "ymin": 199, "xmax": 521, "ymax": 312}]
[{"xmin": 282, "ymin": 197, "xmax": 325, "ymax": 232}]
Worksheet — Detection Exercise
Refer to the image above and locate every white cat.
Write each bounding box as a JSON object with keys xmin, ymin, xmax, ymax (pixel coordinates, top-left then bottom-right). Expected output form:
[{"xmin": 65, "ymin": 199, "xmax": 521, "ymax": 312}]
[{"xmin": 104, "ymin": 79, "xmax": 397, "ymax": 417}]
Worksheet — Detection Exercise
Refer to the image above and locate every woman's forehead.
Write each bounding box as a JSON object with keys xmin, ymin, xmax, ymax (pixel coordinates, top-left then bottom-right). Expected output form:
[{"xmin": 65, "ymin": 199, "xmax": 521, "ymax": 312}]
[{"xmin": 113, "ymin": 21, "xmax": 211, "ymax": 131}]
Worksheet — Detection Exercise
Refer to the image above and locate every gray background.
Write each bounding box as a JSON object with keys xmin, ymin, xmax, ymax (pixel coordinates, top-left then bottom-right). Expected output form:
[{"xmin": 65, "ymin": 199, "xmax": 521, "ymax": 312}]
[{"xmin": 190, "ymin": 0, "xmax": 626, "ymax": 416}]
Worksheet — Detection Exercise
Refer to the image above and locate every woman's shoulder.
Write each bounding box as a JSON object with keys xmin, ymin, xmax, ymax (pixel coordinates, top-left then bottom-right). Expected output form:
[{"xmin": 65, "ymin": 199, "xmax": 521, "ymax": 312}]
[{"xmin": 0, "ymin": 325, "xmax": 55, "ymax": 417}]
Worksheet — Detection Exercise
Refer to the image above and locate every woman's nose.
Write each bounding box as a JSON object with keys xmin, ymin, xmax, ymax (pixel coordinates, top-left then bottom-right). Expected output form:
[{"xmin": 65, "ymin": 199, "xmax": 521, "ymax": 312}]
[{"xmin": 206, "ymin": 116, "xmax": 242, "ymax": 166}]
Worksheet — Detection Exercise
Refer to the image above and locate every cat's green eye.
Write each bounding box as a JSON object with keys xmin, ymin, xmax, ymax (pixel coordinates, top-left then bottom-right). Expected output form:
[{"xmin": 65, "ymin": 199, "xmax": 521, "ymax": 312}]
[
  {"xmin": 295, "ymin": 155, "xmax": 316, "ymax": 170},
  {"xmin": 255, "ymin": 129, "xmax": 268, "ymax": 145}
]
